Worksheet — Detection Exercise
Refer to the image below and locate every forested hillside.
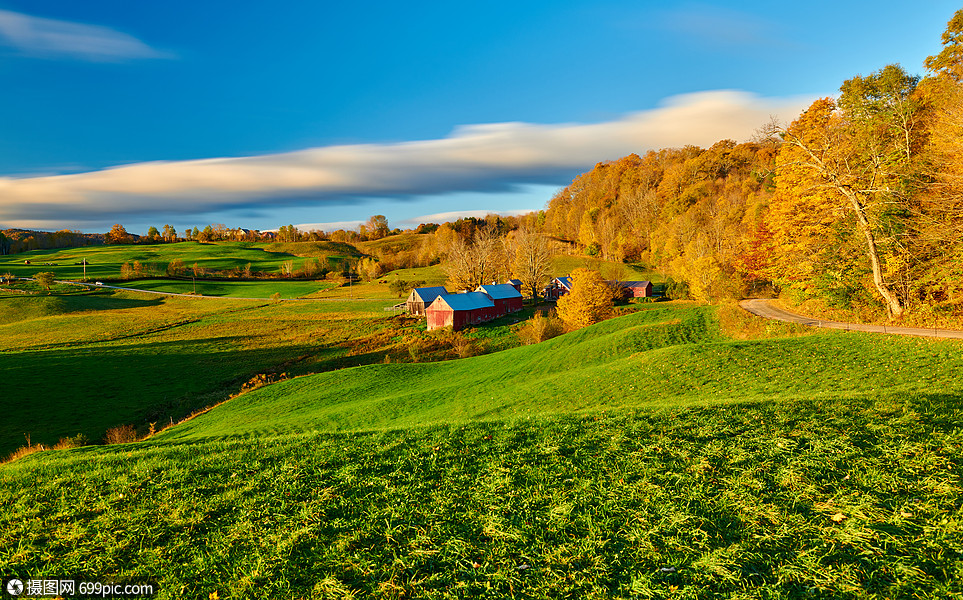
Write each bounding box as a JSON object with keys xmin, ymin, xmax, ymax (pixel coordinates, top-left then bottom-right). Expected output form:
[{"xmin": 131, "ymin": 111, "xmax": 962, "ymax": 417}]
[{"xmin": 536, "ymin": 10, "xmax": 963, "ymax": 322}]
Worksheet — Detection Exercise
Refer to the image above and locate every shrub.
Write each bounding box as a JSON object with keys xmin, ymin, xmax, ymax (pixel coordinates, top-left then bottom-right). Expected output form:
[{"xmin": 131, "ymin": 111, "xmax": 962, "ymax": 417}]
[
  {"xmin": 53, "ymin": 433, "xmax": 89, "ymax": 450},
  {"xmin": 517, "ymin": 311, "xmax": 564, "ymax": 344},
  {"xmin": 449, "ymin": 333, "xmax": 481, "ymax": 358},
  {"xmin": 103, "ymin": 424, "xmax": 137, "ymax": 445}
]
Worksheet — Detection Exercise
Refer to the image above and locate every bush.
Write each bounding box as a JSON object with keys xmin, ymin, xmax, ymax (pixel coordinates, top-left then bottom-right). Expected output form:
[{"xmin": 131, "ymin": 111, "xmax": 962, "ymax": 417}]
[
  {"xmin": 103, "ymin": 424, "xmax": 137, "ymax": 445},
  {"xmin": 53, "ymin": 433, "xmax": 89, "ymax": 450},
  {"xmin": 449, "ymin": 333, "xmax": 481, "ymax": 358},
  {"xmin": 664, "ymin": 277, "xmax": 691, "ymax": 300},
  {"xmin": 517, "ymin": 311, "xmax": 564, "ymax": 345}
]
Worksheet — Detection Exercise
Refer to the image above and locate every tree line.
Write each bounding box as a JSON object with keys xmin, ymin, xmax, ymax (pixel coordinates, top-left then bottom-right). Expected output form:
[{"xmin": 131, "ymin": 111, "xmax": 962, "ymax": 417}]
[{"xmin": 530, "ymin": 9, "xmax": 963, "ymax": 321}]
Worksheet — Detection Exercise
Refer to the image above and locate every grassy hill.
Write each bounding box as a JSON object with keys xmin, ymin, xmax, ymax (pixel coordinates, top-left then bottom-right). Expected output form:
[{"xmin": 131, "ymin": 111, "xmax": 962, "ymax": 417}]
[
  {"xmin": 114, "ymin": 279, "xmax": 337, "ymax": 298},
  {"xmin": 0, "ymin": 240, "xmax": 361, "ymax": 281},
  {"xmin": 0, "ymin": 289, "xmax": 400, "ymax": 455},
  {"xmin": 157, "ymin": 304, "xmax": 963, "ymax": 443},
  {"xmin": 2, "ymin": 304, "xmax": 962, "ymax": 598}
]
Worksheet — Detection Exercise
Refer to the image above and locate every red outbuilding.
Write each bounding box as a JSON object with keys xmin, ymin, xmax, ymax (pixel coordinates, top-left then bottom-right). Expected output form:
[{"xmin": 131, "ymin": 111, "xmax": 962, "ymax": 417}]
[
  {"xmin": 426, "ymin": 292, "xmax": 497, "ymax": 331},
  {"xmin": 619, "ymin": 281, "xmax": 653, "ymax": 298},
  {"xmin": 475, "ymin": 284, "xmax": 524, "ymax": 317},
  {"xmin": 543, "ymin": 276, "xmax": 573, "ymax": 301}
]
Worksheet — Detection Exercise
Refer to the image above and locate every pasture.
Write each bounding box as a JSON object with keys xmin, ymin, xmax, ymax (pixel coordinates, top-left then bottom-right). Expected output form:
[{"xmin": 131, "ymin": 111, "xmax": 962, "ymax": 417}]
[
  {"xmin": 1, "ymin": 304, "xmax": 962, "ymax": 599},
  {"xmin": 0, "ymin": 240, "xmax": 359, "ymax": 281},
  {"xmin": 0, "ymin": 289, "xmax": 399, "ymax": 455},
  {"xmin": 114, "ymin": 279, "xmax": 336, "ymax": 299}
]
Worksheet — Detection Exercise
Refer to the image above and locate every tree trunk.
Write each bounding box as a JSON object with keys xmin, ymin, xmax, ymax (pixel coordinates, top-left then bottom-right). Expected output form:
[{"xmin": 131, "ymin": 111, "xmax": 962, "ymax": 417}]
[{"xmin": 838, "ymin": 186, "xmax": 906, "ymax": 318}]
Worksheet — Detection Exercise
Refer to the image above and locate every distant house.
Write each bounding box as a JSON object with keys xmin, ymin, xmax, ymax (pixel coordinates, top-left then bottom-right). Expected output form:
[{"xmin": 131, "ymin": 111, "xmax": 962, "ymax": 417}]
[
  {"xmin": 544, "ymin": 276, "xmax": 573, "ymax": 301},
  {"xmin": 507, "ymin": 279, "xmax": 523, "ymax": 293},
  {"xmin": 476, "ymin": 284, "xmax": 524, "ymax": 317},
  {"xmin": 426, "ymin": 292, "xmax": 497, "ymax": 331},
  {"xmin": 407, "ymin": 286, "xmax": 449, "ymax": 316},
  {"xmin": 619, "ymin": 281, "xmax": 653, "ymax": 298}
]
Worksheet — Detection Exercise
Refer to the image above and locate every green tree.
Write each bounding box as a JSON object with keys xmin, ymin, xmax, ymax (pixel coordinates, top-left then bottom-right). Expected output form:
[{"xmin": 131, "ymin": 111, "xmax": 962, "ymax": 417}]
[
  {"xmin": 34, "ymin": 271, "xmax": 55, "ymax": 294},
  {"xmin": 146, "ymin": 226, "xmax": 160, "ymax": 240},
  {"xmin": 555, "ymin": 268, "xmax": 614, "ymax": 330}
]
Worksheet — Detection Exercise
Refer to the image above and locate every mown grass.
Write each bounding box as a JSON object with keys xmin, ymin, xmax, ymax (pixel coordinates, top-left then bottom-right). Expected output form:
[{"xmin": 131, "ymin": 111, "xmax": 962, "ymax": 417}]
[{"xmin": 2, "ymin": 393, "xmax": 961, "ymax": 599}]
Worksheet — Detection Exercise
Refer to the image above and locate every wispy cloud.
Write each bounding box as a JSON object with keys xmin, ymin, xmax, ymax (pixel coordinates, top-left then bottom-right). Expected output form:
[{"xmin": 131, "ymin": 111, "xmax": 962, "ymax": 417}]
[
  {"xmin": 0, "ymin": 9, "xmax": 172, "ymax": 61},
  {"xmin": 652, "ymin": 3, "xmax": 785, "ymax": 48},
  {"xmin": 0, "ymin": 90, "xmax": 812, "ymax": 228}
]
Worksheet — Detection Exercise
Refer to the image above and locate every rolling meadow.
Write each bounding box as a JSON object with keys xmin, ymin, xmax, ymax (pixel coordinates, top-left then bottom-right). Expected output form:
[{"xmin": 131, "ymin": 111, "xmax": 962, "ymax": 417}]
[{"xmin": 1, "ymin": 241, "xmax": 962, "ymax": 598}]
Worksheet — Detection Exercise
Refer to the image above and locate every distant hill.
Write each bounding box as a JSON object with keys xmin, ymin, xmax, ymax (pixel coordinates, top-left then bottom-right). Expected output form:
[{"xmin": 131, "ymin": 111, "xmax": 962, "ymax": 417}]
[{"xmin": 0, "ymin": 228, "xmax": 108, "ymax": 255}]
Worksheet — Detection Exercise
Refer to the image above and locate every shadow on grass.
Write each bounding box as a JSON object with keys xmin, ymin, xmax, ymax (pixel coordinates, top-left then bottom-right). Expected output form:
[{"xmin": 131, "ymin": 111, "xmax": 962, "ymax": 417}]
[{"xmin": 0, "ymin": 337, "xmax": 332, "ymax": 456}]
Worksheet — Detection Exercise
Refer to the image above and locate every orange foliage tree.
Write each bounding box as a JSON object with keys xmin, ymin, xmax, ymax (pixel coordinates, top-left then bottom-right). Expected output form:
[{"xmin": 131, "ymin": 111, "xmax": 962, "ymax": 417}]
[{"xmin": 555, "ymin": 268, "xmax": 615, "ymax": 330}]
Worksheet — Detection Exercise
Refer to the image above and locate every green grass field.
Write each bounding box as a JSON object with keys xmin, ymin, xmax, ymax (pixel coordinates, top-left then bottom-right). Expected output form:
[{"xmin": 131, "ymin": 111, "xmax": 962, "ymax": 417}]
[
  {"xmin": 0, "ymin": 289, "xmax": 399, "ymax": 455},
  {"xmin": 1, "ymin": 301, "xmax": 962, "ymax": 598},
  {"xmin": 116, "ymin": 279, "xmax": 337, "ymax": 298},
  {"xmin": 0, "ymin": 241, "xmax": 359, "ymax": 281},
  {"xmin": 549, "ymin": 255, "xmax": 664, "ymax": 282}
]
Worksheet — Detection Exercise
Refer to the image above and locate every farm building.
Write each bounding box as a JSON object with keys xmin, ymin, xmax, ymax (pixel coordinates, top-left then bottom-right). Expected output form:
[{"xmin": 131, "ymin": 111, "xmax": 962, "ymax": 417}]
[
  {"xmin": 618, "ymin": 280, "xmax": 653, "ymax": 298},
  {"xmin": 406, "ymin": 286, "xmax": 449, "ymax": 316},
  {"xmin": 426, "ymin": 292, "xmax": 497, "ymax": 331},
  {"xmin": 507, "ymin": 279, "xmax": 523, "ymax": 293},
  {"xmin": 475, "ymin": 284, "xmax": 524, "ymax": 317},
  {"xmin": 544, "ymin": 276, "xmax": 573, "ymax": 301}
]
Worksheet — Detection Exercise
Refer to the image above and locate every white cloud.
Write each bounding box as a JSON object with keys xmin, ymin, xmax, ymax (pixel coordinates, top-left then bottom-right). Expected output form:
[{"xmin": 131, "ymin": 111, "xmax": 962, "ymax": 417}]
[
  {"xmin": 0, "ymin": 90, "xmax": 812, "ymax": 227},
  {"xmin": 0, "ymin": 9, "xmax": 172, "ymax": 61}
]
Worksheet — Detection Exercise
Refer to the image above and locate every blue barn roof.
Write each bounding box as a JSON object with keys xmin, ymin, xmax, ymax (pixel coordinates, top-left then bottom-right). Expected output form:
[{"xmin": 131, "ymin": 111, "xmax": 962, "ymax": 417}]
[
  {"xmin": 410, "ymin": 286, "xmax": 448, "ymax": 304},
  {"xmin": 434, "ymin": 292, "xmax": 495, "ymax": 311},
  {"xmin": 476, "ymin": 284, "xmax": 523, "ymax": 300}
]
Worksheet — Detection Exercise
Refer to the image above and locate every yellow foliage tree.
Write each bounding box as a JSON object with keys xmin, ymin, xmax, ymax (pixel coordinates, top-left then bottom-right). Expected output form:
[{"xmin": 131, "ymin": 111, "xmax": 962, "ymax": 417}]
[{"xmin": 555, "ymin": 268, "xmax": 614, "ymax": 330}]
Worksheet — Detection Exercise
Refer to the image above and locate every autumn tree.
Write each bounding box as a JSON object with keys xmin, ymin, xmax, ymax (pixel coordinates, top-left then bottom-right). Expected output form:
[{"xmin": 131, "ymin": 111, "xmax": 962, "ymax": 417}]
[
  {"xmin": 34, "ymin": 271, "xmax": 55, "ymax": 294},
  {"xmin": 555, "ymin": 268, "xmax": 615, "ymax": 330},
  {"xmin": 146, "ymin": 226, "xmax": 160, "ymax": 241},
  {"xmin": 366, "ymin": 215, "xmax": 390, "ymax": 240},
  {"xmin": 508, "ymin": 229, "xmax": 553, "ymax": 302},
  {"xmin": 444, "ymin": 227, "xmax": 505, "ymax": 291},
  {"xmin": 162, "ymin": 224, "xmax": 177, "ymax": 242},
  {"xmin": 105, "ymin": 224, "xmax": 131, "ymax": 245},
  {"xmin": 773, "ymin": 66, "xmax": 925, "ymax": 318},
  {"xmin": 358, "ymin": 257, "xmax": 383, "ymax": 281}
]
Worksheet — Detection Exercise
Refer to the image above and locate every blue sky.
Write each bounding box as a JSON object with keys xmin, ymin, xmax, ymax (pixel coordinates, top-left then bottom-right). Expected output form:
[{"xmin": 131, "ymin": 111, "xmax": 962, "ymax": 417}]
[{"xmin": 0, "ymin": 1, "xmax": 959, "ymax": 234}]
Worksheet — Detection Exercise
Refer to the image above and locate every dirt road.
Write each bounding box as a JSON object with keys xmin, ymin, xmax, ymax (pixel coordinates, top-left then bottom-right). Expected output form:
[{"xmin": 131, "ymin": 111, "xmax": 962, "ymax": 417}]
[{"xmin": 739, "ymin": 298, "xmax": 963, "ymax": 340}]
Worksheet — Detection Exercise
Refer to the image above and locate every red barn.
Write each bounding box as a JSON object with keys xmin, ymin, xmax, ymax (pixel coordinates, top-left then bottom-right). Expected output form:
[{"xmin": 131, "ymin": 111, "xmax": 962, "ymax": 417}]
[
  {"xmin": 406, "ymin": 286, "xmax": 449, "ymax": 316},
  {"xmin": 476, "ymin": 284, "xmax": 524, "ymax": 317},
  {"xmin": 543, "ymin": 276, "xmax": 572, "ymax": 301},
  {"xmin": 619, "ymin": 281, "xmax": 653, "ymax": 298},
  {"xmin": 426, "ymin": 292, "xmax": 497, "ymax": 331}
]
